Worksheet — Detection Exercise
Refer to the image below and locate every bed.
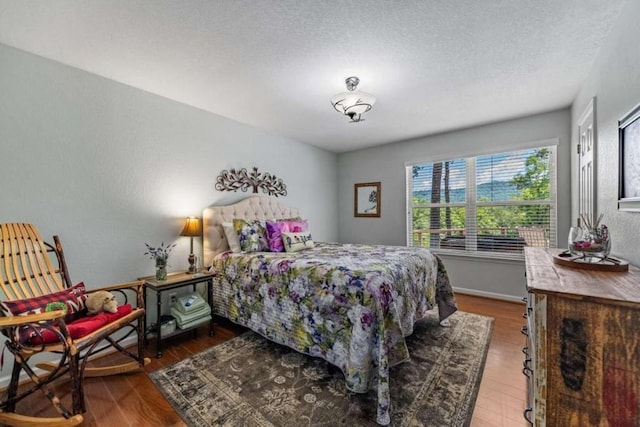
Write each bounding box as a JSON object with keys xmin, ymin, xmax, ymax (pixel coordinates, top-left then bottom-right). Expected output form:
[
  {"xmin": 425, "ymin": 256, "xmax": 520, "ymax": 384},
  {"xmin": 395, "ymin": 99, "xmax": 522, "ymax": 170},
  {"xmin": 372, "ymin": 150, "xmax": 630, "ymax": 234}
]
[{"xmin": 202, "ymin": 196, "xmax": 457, "ymax": 425}]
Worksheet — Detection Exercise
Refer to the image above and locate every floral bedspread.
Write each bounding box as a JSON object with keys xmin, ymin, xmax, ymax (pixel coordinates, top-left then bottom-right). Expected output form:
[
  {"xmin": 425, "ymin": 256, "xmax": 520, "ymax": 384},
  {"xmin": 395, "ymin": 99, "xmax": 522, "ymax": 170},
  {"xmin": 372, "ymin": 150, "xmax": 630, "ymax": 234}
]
[{"xmin": 213, "ymin": 242, "xmax": 457, "ymax": 425}]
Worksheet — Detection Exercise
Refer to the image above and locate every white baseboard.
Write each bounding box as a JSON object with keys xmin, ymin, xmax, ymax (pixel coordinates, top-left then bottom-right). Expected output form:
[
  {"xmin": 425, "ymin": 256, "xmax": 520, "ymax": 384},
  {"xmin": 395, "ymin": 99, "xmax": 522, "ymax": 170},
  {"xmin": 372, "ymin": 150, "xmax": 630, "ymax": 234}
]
[{"xmin": 453, "ymin": 286, "xmax": 525, "ymax": 303}]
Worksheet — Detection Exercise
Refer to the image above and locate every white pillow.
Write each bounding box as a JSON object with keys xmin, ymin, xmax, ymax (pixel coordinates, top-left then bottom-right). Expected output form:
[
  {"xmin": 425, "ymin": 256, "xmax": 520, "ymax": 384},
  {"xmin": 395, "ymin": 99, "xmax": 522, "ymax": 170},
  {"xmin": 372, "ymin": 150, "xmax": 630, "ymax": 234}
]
[
  {"xmin": 222, "ymin": 222, "xmax": 241, "ymax": 253},
  {"xmin": 281, "ymin": 231, "xmax": 314, "ymax": 252}
]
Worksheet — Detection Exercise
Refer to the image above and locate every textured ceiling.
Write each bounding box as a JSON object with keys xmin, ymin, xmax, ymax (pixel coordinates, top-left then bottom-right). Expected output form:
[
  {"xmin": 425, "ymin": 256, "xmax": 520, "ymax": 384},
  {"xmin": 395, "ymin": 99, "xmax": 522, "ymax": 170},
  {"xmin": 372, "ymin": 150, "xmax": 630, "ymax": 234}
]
[{"xmin": 0, "ymin": 0, "xmax": 628, "ymax": 153}]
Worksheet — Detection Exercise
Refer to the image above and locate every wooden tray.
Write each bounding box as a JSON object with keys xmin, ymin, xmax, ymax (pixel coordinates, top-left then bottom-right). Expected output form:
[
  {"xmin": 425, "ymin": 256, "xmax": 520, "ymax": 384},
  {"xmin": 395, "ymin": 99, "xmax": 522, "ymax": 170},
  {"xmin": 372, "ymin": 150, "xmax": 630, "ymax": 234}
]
[{"xmin": 553, "ymin": 253, "xmax": 629, "ymax": 272}]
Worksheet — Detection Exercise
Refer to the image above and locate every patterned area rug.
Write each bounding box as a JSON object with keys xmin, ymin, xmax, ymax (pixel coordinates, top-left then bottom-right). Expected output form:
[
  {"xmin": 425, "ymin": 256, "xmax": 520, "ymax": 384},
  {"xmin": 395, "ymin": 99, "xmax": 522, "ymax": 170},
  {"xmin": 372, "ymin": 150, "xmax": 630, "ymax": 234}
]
[{"xmin": 150, "ymin": 311, "xmax": 493, "ymax": 426}]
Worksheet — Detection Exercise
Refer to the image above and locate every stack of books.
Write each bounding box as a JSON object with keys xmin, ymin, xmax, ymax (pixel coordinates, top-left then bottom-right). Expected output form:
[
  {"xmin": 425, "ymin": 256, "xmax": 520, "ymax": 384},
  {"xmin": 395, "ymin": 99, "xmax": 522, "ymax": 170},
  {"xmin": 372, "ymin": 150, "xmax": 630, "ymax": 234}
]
[{"xmin": 170, "ymin": 293, "xmax": 211, "ymax": 329}]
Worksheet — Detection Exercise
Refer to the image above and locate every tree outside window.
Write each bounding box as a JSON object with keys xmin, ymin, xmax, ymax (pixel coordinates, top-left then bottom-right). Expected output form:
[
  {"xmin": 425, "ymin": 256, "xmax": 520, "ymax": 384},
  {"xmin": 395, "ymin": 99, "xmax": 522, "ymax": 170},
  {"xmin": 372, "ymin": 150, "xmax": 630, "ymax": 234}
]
[{"xmin": 409, "ymin": 146, "xmax": 556, "ymax": 255}]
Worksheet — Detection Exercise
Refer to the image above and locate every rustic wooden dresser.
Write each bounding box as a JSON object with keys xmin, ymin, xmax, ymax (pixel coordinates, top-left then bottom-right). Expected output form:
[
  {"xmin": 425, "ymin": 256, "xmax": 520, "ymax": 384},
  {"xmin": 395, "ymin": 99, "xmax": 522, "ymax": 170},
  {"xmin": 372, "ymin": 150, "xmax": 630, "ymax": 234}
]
[{"xmin": 523, "ymin": 247, "xmax": 640, "ymax": 426}]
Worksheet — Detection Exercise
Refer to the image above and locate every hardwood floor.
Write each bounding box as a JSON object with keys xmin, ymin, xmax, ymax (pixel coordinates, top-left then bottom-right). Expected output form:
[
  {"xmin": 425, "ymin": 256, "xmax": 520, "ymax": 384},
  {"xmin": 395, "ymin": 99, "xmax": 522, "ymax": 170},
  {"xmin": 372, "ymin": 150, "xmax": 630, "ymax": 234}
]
[
  {"xmin": 18, "ymin": 294, "xmax": 528, "ymax": 426},
  {"xmin": 458, "ymin": 295, "xmax": 529, "ymax": 427}
]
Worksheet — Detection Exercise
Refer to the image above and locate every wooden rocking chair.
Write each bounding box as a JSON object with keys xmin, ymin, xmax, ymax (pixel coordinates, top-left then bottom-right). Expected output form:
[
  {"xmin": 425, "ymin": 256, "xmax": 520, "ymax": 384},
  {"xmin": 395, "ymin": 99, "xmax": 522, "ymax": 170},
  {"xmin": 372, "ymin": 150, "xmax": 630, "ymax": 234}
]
[{"xmin": 0, "ymin": 223, "xmax": 151, "ymax": 426}]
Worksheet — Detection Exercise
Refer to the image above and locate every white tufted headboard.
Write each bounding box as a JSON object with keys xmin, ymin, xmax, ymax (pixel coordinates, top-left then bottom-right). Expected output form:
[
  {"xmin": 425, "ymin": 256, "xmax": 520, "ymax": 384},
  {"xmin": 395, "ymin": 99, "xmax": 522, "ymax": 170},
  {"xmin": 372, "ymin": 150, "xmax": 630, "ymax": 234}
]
[{"xmin": 202, "ymin": 196, "xmax": 302, "ymax": 266}]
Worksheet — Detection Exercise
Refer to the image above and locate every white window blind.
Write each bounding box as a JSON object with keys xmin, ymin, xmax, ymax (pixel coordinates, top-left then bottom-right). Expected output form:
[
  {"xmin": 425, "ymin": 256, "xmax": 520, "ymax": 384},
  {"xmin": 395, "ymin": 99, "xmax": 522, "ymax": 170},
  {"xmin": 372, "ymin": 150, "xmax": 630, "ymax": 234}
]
[{"xmin": 407, "ymin": 145, "xmax": 557, "ymax": 258}]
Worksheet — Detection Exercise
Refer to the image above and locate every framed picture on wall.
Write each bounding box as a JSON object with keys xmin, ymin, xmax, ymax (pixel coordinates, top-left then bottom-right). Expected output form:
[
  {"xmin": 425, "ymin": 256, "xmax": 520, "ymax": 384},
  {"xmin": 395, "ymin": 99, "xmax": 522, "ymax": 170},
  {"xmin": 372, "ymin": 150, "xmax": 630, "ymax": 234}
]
[
  {"xmin": 618, "ymin": 101, "xmax": 640, "ymax": 212},
  {"xmin": 354, "ymin": 182, "xmax": 381, "ymax": 217}
]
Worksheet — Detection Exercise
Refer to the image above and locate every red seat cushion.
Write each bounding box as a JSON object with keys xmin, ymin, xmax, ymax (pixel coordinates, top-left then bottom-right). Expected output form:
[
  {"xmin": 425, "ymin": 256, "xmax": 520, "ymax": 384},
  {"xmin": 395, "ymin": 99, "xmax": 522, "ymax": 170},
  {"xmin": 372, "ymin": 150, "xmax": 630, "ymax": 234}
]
[{"xmin": 29, "ymin": 304, "xmax": 133, "ymax": 345}]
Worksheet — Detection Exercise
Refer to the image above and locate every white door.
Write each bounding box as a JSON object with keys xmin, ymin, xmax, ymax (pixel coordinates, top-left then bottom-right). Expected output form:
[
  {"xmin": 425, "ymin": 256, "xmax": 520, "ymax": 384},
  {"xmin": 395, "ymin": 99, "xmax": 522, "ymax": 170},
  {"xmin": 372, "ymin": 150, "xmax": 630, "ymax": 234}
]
[{"xmin": 577, "ymin": 97, "xmax": 596, "ymax": 226}]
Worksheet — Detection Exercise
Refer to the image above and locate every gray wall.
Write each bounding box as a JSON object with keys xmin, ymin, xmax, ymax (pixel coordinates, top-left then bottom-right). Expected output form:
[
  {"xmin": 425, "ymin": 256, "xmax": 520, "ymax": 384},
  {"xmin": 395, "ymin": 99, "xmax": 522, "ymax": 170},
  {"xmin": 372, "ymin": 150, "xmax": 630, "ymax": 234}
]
[
  {"xmin": 338, "ymin": 109, "xmax": 572, "ymax": 300},
  {"xmin": 571, "ymin": 0, "xmax": 640, "ymax": 267},
  {"xmin": 0, "ymin": 43, "xmax": 338, "ymax": 288},
  {"xmin": 0, "ymin": 43, "xmax": 339, "ymax": 387}
]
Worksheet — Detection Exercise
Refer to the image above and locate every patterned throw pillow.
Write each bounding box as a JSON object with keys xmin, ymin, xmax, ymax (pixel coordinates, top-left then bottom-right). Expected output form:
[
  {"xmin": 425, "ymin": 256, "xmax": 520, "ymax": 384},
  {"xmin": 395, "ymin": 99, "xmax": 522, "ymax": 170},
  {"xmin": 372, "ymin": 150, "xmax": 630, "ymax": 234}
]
[
  {"xmin": 233, "ymin": 219, "xmax": 269, "ymax": 252},
  {"xmin": 0, "ymin": 282, "xmax": 88, "ymax": 343},
  {"xmin": 1, "ymin": 282, "xmax": 87, "ymax": 321},
  {"xmin": 281, "ymin": 231, "xmax": 314, "ymax": 252}
]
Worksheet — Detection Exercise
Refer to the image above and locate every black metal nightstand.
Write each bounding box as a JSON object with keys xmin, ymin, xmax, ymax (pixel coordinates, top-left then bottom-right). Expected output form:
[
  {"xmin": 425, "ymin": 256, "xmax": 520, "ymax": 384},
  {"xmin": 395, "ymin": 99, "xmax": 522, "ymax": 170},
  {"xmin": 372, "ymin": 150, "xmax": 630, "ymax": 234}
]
[{"xmin": 139, "ymin": 270, "xmax": 216, "ymax": 358}]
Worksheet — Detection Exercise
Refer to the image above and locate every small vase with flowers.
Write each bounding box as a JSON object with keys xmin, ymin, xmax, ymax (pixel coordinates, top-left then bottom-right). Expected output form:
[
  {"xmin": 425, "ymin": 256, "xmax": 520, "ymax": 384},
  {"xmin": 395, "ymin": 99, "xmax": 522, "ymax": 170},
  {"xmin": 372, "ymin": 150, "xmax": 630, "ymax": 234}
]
[{"xmin": 145, "ymin": 242, "xmax": 176, "ymax": 281}]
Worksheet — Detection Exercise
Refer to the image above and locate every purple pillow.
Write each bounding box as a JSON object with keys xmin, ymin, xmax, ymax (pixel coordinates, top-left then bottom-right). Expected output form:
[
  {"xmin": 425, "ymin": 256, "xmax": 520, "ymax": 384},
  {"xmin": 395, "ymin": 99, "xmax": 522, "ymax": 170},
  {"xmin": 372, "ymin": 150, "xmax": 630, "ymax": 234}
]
[{"xmin": 266, "ymin": 221, "xmax": 288, "ymax": 252}]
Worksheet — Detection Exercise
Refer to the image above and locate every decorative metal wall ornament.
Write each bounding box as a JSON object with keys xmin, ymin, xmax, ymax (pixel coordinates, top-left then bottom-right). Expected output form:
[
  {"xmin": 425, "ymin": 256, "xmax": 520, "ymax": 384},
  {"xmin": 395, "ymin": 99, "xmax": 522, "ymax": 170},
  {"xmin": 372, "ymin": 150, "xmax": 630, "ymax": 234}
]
[{"xmin": 215, "ymin": 167, "xmax": 287, "ymax": 197}]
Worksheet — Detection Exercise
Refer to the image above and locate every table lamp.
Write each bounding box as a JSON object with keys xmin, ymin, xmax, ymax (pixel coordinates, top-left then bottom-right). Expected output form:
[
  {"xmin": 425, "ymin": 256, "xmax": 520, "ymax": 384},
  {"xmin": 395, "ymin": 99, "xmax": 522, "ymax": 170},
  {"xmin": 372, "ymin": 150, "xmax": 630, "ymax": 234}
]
[{"xmin": 180, "ymin": 217, "xmax": 202, "ymax": 273}]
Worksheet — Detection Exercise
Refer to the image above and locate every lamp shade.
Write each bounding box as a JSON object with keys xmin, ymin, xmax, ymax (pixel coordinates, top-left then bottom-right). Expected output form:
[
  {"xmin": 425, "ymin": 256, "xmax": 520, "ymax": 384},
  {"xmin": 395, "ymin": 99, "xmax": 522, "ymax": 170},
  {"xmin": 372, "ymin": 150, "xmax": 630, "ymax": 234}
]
[{"xmin": 180, "ymin": 217, "xmax": 202, "ymax": 237}]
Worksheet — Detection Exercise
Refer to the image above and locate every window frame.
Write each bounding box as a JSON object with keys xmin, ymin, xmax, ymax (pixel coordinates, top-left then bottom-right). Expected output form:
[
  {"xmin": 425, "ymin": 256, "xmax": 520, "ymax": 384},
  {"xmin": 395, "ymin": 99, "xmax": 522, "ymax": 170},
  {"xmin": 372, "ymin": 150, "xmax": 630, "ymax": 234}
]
[{"xmin": 406, "ymin": 138, "xmax": 558, "ymax": 260}]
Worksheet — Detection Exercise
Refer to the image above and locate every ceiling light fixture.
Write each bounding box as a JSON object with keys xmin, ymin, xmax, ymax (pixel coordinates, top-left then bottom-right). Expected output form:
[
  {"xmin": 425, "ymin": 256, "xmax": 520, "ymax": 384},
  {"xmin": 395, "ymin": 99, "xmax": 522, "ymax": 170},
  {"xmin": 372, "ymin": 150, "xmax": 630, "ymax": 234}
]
[{"xmin": 331, "ymin": 76, "xmax": 376, "ymax": 123}]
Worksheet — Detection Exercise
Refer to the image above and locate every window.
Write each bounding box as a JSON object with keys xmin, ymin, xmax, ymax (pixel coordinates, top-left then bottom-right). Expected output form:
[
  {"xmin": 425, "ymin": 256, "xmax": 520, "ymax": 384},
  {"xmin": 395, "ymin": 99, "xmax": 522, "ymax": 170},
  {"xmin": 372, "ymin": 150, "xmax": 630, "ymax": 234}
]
[{"xmin": 407, "ymin": 144, "xmax": 557, "ymax": 258}]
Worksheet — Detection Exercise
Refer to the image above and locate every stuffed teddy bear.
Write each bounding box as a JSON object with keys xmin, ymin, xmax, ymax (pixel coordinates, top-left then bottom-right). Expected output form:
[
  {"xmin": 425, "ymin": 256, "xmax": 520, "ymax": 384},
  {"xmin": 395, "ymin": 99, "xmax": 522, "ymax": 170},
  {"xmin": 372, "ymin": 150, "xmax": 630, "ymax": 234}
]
[{"xmin": 86, "ymin": 290, "xmax": 118, "ymax": 315}]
